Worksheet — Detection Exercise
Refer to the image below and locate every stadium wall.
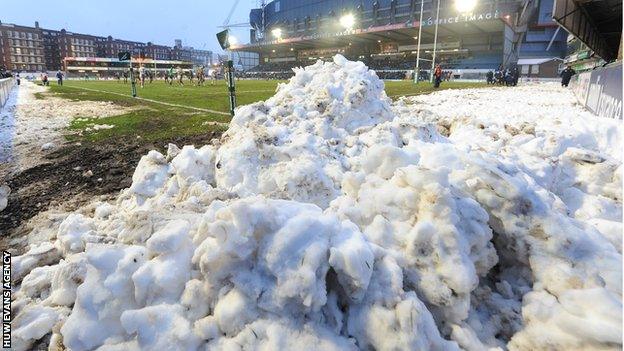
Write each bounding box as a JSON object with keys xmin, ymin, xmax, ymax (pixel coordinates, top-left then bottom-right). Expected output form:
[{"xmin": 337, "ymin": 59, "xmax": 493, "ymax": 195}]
[
  {"xmin": 569, "ymin": 62, "xmax": 623, "ymax": 120},
  {"xmin": 0, "ymin": 78, "xmax": 15, "ymax": 108}
]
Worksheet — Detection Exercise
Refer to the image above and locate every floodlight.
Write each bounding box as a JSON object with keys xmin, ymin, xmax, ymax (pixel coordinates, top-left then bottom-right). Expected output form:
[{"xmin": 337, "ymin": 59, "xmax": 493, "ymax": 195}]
[
  {"xmin": 228, "ymin": 35, "xmax": 239, "ymax": 46},
  {"xmin": 340, "ymin": 13, "xmax": 356, "ymax": 29},
  {"xmin": 216, "ymin": 29, "xmax": 230, "ymax": 49},
  {"xmin": 455, "ymin": 0, "xmax": 477, "ymax": 12},
  {"xmin": 272, "ymin": 28, "xmax": 282, "ymax": 39}
]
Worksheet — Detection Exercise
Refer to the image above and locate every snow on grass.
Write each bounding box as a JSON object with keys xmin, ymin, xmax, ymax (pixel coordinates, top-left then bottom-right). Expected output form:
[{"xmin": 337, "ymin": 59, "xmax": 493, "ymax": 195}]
[
  {"xmin": 84, "ymin": 123, "xmax": 115, "ymax": 132},
  {"xmin": 0, "ymin": 82, "xmax": 136, "ymax": 176},
  {"xmin": 10, "ymin": 56, "xmax": 622, "ymax": 350}
]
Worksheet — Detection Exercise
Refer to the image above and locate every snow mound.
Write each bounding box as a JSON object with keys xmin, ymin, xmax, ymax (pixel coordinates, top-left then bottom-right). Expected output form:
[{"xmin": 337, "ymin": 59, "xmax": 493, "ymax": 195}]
[{"xmin": 11, "ymin": 56, "xmax": 622, "ymax": 351}]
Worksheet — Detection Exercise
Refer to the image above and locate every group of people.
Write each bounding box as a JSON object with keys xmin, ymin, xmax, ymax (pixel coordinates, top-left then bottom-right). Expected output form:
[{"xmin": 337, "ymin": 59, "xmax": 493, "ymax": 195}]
[
  {"xmin": 486, "ymin": 66, "xmax": 520, "ymax": 86},
  {"xmin": 239, "ymin": 71, "xmax": 293, "ymax": 80},
  {"xmin": 484, "ymin": 65, "xmax": 577, "ymax": 87},
  {"xmin": 0, "ymin": 70, "xmax": 14, "ymax": 79},
  {"xmin": 39, "ymin": 71, "xmax": 64, "ymax": 86},
  {"xmin": 162, "ymin": 66, "xmax": 216, "ymax": 86},
  {"xmin": 112, "ymin": 66, "xmax": 216, "ymax": 87}
]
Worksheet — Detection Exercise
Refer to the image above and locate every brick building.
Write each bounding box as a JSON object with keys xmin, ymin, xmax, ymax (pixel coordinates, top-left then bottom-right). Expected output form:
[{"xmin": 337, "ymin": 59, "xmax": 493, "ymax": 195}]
[
  {"xmin": 42, "ymin": 29, "xmax": 63, "ymax": 70},
  {"xmin": 101, "ymin": 37, "xmax": 147, "ymax": 58},
  {"xmin": 0, "ymin": 21, "xmax": 46, "ymax": 71},
  {"xmin": 191, "ymin": 48, "xmax": 213, "ymax": 67},
  {"xmin": 146, "ymin": 42, "xmax": 171, "ymax": 60},
  {"xmin": 171, "ymin": 39, "xmax": 192, "ymax": 62},
  {"xmin": 0, "ymin": 21, "xmax": 213, "ymax": 72}
]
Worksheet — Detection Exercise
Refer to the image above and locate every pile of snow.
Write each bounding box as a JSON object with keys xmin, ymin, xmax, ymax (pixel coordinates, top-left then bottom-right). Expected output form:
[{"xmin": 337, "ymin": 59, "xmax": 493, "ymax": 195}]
[{"xmin": 10, "ymin": 56, "xmax": 622, "ymax": 350}]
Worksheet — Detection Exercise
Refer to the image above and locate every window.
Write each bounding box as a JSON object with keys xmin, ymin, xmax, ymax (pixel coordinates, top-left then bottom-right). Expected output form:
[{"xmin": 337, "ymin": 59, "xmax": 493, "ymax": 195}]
[
  {"xmin": 27, "ymin": 33, "xmax": 32, "ymax": 39},
  {"xmin": 531, "ymin": 64, "xmax": 539, "ymax": 74},
  {"xmin": 275, "ymin": 0, "xmax": 280, "ymax": 12}
]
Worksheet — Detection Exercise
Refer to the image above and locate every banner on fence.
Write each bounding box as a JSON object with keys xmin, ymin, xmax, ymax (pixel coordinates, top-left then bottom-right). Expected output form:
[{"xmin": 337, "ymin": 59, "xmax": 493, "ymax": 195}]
[{"xmin": 570, "ymin": 63, "xmax": 622, "ymax": 120}]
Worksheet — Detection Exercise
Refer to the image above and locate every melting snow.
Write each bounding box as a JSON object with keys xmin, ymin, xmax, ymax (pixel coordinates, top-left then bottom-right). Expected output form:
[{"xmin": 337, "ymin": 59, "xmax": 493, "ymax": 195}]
[
  {"xmin": 0, "ymin": 82, "xmax": 133, "ymax": 177},
  {"xmin": 10, "ymin": 56, "xmax": 622, "ymax": 351}
]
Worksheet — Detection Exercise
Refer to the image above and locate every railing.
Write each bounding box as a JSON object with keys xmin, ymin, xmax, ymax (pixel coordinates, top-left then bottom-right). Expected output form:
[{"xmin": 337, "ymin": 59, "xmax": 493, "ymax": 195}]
[{"xmin": 0, "ymin": 78, "xmax": 16, "ymax": 109}]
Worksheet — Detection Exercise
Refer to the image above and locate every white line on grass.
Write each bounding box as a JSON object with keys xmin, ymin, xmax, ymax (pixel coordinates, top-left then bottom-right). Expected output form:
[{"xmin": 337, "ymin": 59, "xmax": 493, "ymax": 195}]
[{"xmin": 62, "ymin": 85, "xmax": 232, "ymax": 117}]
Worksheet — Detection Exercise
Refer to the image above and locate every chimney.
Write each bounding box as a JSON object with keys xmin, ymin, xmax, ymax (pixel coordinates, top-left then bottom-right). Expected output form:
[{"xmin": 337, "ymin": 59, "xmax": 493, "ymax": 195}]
[{"xmin": 35, "ymin": 21, "xmax": 39, "ymax": 28}]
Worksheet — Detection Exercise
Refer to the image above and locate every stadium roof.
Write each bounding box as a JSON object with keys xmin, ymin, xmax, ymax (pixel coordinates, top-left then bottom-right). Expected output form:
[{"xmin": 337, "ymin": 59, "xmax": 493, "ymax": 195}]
[
  {"xmin": 553, "ymin": 0, "xmax": 622, "ymax": 61},
  {"xmin": 517, "ymin": 57, "xmax": 563, "ymax": 65},
  {"xmin": 233, "ymin": 16, "xmax": 510, "ymax": 54}
]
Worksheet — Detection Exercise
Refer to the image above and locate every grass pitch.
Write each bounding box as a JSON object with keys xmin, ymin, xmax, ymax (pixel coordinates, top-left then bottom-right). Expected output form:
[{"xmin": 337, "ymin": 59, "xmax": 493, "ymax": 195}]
[{"xmin": 47, "ymin": 79, "xmax": 485, "ymax": 142}]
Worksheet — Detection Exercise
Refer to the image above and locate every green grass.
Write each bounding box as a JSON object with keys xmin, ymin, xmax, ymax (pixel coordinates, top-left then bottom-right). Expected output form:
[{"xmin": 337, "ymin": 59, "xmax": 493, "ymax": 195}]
[
  {"xmin": 57, "ymin": 79, "xmax": 282, "ymax": 112},
  {"xmin": 48, "ymin": 79, "xmax": 486, "ymax": 142},
  {"xmin": 49, "ymin": 82, "xmax": 230, "ymax": 142}
]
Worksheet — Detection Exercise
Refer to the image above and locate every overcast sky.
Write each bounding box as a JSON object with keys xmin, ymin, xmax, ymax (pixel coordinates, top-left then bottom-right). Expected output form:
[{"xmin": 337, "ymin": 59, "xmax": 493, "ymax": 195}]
[{"xmin": 2, "ymin": 0, "xmax": 257, "ymax": 53}]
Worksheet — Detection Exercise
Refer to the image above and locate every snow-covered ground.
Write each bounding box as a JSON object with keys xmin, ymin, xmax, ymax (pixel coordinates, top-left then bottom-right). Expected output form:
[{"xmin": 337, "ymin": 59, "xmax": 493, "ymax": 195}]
[
  {"xmin": 10, "ymin": 56, "xmax": 622, "ymax": 350},
  {"xmin": 0, "ymin": 82, "xmax": 131, "ymax": 177}
]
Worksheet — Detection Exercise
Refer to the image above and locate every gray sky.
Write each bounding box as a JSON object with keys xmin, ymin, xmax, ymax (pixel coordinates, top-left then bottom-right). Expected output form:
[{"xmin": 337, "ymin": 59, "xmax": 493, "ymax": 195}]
[{"xmin": 2, "ymin": 0, "xmax": 257, "ymax": 53}]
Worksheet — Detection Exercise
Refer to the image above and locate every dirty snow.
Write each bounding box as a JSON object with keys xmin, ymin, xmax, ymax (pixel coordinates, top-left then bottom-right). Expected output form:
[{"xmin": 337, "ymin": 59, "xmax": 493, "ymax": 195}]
[
  {"xmin": 0, "ymin": 184, "xmax": 9, "ymax": 212},
  {"xmin": 84, "ymin": 123, "xmax": 115, "ymax": 132},
  {"xmin": 0, "ymin": 82, "xmax": 133, "ymax": 177},
  {"xmin": 10, "ymin": 56, "xmax": 622, "ymax": 351}
]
